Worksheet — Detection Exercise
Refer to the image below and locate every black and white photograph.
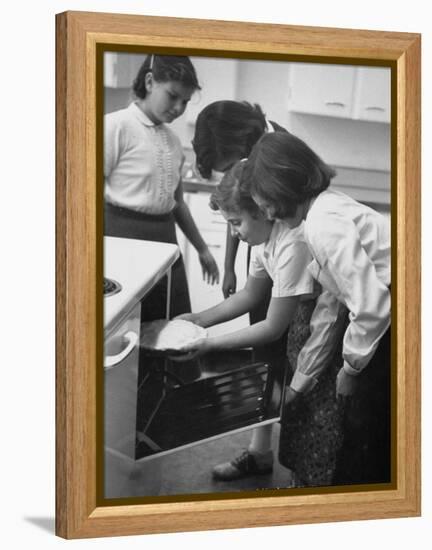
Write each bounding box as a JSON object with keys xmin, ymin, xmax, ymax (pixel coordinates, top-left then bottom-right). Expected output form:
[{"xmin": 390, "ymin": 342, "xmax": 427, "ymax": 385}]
[{"xmin": 102, "ymin": 51, "xmax": 392, "ymax": 501}]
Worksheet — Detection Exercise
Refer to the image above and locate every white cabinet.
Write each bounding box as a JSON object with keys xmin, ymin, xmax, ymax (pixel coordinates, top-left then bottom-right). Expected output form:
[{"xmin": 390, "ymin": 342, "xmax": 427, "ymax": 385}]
[
  {"xmin": 177, "ymin": 192, "xmax": 249, "ymax": 338},
  {"xmin": 104, "ymin": 52, "xmax": 145, "ymax": 88},
  {"xmin": 352, "ymin": 67, "xmax": 391, "ymax": 123},
  {"xmin": 288, "ymin": 63, "xmax": 390, "ymax": 123},
  {"xmin": 288, "ymin": 64, "xmax": 356, "ymax": 119}
]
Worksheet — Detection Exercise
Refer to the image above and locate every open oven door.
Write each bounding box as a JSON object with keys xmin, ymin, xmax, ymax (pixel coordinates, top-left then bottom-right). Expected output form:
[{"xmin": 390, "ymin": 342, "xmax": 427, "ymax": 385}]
[{"xmin": 134, "ymin": 350, "xmax": 288, "ymax": 462}]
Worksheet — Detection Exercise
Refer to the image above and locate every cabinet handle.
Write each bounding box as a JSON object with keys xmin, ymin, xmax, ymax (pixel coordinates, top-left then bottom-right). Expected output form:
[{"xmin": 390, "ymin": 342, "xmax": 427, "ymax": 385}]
[
  {"xmin": 208, "ymin": 243, "xmax": 222, "ymax": 249},
  {"xmin": 325, "ymin": 101, "xmax": 346, "ymax": 108},
  {"xmin": 365, "ymin": 106, "xmax": 386, "ymax": 112},
  {"xmin": 104, "ymin": 330, "xmax": 139, "ymax": 369}
]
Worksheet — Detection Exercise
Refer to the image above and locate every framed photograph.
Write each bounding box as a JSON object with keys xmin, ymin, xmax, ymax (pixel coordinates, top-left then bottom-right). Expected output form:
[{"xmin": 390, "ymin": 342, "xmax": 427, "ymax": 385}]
[{"xmin": 56, "ymin": 11, "xmax": 421, "ymax": 539}]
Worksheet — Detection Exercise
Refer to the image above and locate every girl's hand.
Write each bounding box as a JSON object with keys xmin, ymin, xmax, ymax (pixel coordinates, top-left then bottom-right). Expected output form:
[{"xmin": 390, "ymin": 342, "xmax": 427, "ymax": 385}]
[
  {"xmin": 222, "ymin": 270, "xmax": 237, "ymax": 298},
  {"xmin": 198, "ymin": 249, "xmax": 220, "ymax": 285},
  {"xmin": 174, "ymin": 312, "xmax": 199, "ymax": 324},
  {"xmin": 336, "ymin": 367, "xmax": 359, "ymax": 397},
  {"xmin": 169, "ymin": 337, "xmax": 209, "ymax": 362},
  {"xmin": 174, "ymin": 312, "xmax": 206, "ymax": 328},
  {"xmin": 285, "ymin": 386, "xmax": 301, "ymax": 405}
]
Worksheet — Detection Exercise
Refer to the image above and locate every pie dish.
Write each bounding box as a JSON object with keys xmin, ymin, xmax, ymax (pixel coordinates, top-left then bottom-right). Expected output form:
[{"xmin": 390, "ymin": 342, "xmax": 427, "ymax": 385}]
[{"xmin": 140, "ymin": 319, "xmax": 207, "ymax": 354}]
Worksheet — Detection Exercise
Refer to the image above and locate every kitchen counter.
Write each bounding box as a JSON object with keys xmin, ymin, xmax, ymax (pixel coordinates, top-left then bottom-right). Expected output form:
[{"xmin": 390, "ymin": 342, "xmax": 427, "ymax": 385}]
[
  {"xmin": 182, "ymin": 178, "xmax": 218, "ymax": 194},
  {"xmin": 104, "ymin": 237, "xmax": 179, "ymax": 339}
]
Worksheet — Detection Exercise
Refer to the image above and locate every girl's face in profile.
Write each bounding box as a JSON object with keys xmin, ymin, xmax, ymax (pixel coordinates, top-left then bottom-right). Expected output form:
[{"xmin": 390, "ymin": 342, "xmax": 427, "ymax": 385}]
[
  {"xmin": 144, "ymin": 76, "xmax": 194, "ymax": 124},
  {"xmin": 220, "ymin": 208, "xmax": 272, "ymax": 246}
]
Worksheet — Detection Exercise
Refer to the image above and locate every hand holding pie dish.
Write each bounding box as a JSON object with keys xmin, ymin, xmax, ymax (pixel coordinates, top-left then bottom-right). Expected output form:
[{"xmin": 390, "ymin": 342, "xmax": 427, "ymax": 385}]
[{"xmin": 140, "ymin": 319, "xmax": 207, "ymax": 357}]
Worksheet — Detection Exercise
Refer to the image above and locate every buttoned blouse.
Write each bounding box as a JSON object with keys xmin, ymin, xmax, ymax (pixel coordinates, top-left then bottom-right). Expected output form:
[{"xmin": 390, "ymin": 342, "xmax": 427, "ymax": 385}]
[
  {"xmin": 104, "ymin": 102, "xmax": 184, "ymax": 214},
  {"xmin": 291, "ymin": 189, "xmax": 391, "ymax": 393},
  {"xmin": 249, "ymin": 221, "xmax": 315, "ymax": 298}
]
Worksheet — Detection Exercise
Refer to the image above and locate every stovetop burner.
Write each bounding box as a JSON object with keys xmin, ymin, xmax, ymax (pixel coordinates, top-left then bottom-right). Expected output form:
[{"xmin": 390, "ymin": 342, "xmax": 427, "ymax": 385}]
[{"xmin": 104, "ymin": 277, "xmax": 122, "ymax": 297}]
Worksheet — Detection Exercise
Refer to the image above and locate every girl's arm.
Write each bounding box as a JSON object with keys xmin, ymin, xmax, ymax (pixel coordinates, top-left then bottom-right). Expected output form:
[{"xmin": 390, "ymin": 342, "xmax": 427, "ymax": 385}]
[
  {"xmin": 181, "ymin": 290, "xmax": 300, "ymax": 356},
  {"xmin": 173, "ymin": 182, "xmax": 219, "ymax": 284},
  {"xmin": 295, "ymin": 215, "xmax": 390, "ymax": 396},
  {"xmin": 222, "ymin": 228, "xmax": 240, "ymax": 298},
  {"xmin": 206, "ymin": 295, "xmax": 299, "ymax": 351},
  {"xmin": 178, "ymin": 275, "xmax": 272, "ymax": 328}
]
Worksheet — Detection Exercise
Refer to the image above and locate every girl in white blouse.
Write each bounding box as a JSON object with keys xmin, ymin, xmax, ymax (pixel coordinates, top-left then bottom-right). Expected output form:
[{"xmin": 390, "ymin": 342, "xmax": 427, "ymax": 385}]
[
  {"xmin": 246, "ymin": 131, "xmax": 391, "ymax": 485},
  {"xmin": 104, "ymin": 55, "xmax": 219, "ymax": 320}
]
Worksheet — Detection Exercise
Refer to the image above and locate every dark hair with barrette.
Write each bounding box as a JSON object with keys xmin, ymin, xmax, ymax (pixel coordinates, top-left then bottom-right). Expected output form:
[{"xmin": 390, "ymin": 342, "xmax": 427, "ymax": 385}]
[{"xmin": 132, "ymin": 54, "xmax": 201, "ymax": 99}]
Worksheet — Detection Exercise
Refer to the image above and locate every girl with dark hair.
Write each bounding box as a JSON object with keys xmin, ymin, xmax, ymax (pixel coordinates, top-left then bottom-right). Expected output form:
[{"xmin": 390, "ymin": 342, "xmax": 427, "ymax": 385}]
[
  {"xmin": 192, "ymin": 100, "xmax": 287, "ymax": 302},
  {"xmin": 104, "ymin": 55, "xmax": 219, "ymax": 321},
  {"xmin": 247, "ymin": 131, "xmax": 391, "ymax": 485},
  {"xmin": 193, "ymin": 100, "xmax": 268, "ymax": 180},
  {"xmin": 190, "ymin": 101, "xmax": 290, "ymax": 480}
]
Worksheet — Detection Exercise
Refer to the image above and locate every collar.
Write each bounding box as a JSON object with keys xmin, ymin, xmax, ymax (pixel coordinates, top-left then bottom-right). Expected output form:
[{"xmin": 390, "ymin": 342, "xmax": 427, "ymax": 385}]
[
  {"xmin": 262, "ymin": 220, "xmax": 278, "ymax": 258},
  {"xmin": 129, "ymin": 101, "xmax": 159, "ymax": 127},
  {"xmin": 265, "ymin": 119, "xmax": 275, "ymax": 133}
]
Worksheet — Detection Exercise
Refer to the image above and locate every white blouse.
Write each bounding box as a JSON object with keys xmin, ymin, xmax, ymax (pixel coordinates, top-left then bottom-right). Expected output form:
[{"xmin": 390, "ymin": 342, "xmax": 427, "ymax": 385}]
[
  {"xmin": 104, "ymin": 102, "xmax": 184, "ymax": 215},
  {"xmin": 291, "ymin": 189, "xmax": 391, "ymax": 393},
  {"xmin": 249, "ymin": 221, "xmax": 315, "ymax": 298}
]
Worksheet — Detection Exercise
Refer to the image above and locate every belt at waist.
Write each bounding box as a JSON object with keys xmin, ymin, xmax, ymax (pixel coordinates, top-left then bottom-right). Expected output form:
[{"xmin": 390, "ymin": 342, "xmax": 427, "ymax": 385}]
[{"xmin": 105, "ymin": 202, "xmax": 174, "ymax": 222}]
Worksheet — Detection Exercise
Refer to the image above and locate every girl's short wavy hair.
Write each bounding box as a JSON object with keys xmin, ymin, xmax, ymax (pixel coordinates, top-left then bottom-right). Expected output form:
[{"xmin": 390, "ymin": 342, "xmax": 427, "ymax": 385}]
[
  {"xmin": 193, "ymin": 101, "xmax": 267, "ymax": 179},
  {"xmin": 246, "ymin": 131, "xmax": 336, "ymax": 219},
  {"xmin": 132, "ymin": 55, "xmax": 201, "ymax": 99},
  {"xmin": 209, "ymin": 160, "xmax": 261, "ymax": 217}
]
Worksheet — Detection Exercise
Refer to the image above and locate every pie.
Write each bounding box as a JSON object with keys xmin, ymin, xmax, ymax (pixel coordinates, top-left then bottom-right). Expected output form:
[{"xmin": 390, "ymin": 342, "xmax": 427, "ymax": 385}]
[{"xmin": 140, "ymin": 319, "xmax": 207, "ymax": 352}]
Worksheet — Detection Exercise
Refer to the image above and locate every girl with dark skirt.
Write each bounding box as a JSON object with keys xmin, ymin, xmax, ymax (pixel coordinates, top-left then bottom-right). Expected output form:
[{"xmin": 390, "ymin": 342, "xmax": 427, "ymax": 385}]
[
  {"xmin": 247, "ymin": 131, "xmax": 391, "ymax": 486},
  {"xmin": 104, "ymin": 55, "xmax": 220, "ymax": 384},
  {"xmin": 104, "ymin": 55, "xmax": 219, "ymax": 321}
]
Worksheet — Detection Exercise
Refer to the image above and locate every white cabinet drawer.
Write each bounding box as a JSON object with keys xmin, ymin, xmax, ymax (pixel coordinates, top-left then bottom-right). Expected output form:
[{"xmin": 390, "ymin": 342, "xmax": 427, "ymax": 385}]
[{"xmin": 288, "ymin": 63, "xmax": 390, "ymax": 124}]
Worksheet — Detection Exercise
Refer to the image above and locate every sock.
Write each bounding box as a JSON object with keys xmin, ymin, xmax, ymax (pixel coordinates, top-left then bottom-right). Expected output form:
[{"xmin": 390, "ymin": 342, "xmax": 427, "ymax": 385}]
[{"xmin": 248, "ymin": 425, "xmax": 273, "ymax": 455}]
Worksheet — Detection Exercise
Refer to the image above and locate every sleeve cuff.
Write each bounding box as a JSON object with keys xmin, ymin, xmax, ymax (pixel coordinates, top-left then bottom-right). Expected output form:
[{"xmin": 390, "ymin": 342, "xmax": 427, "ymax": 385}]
[
  {"xmin": 342, "ymin": 360, "xmax": 362, "ymax": 376},
  {"xmin": 290, "ymin": 370, "xmax": 319, "ymax": 393}
]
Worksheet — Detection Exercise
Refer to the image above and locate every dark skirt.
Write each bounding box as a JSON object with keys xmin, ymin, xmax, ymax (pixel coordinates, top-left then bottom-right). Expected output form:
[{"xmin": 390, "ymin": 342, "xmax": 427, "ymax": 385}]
[
  {"xmin": 104, "ymin": 202, "xmax": 191, "ymax": 318},
  {"xmin": 278, "ymin": 299, "xmax": 346, "ymax": 487},
  {"xmin": 333, "ymin": 326, "xmax": 391, "ymax": 485}
]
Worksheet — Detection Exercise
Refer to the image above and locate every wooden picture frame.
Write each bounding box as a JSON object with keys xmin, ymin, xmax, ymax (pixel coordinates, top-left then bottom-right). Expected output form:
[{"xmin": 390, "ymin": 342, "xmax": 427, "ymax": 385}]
[{"xmin": 55, "ymin": 10, "xmax": 421, "ymax": 539}]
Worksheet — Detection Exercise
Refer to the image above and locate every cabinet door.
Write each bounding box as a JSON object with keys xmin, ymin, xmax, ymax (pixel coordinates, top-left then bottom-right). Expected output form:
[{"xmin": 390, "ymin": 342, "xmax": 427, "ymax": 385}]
[
  {"xmin": 352, "ymin": 67, "xmax": 391, "ymax": 123},
  {"xmin": 288, "ymin": 63, "xmax": 356, "ymax": 118}
]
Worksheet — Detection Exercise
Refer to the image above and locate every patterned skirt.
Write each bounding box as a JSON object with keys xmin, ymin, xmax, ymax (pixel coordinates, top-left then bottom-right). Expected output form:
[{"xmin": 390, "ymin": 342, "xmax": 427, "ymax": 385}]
[{"xmin": 278, "ymin": 299, "xmax": 346, "ymax": 487}]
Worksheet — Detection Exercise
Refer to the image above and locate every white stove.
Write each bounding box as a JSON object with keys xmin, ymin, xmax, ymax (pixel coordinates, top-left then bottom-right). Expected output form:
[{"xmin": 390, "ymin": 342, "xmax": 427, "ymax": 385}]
[{"xmin": 103, "ymin": 236, "xmax": 179, "ymax": 498}]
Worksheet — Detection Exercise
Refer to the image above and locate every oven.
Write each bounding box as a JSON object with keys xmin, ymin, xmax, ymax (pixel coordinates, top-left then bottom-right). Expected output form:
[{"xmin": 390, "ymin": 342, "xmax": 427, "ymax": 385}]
[{"xmin": 103, "ymin": 237, "xmax": 288, "ymax": 498}]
